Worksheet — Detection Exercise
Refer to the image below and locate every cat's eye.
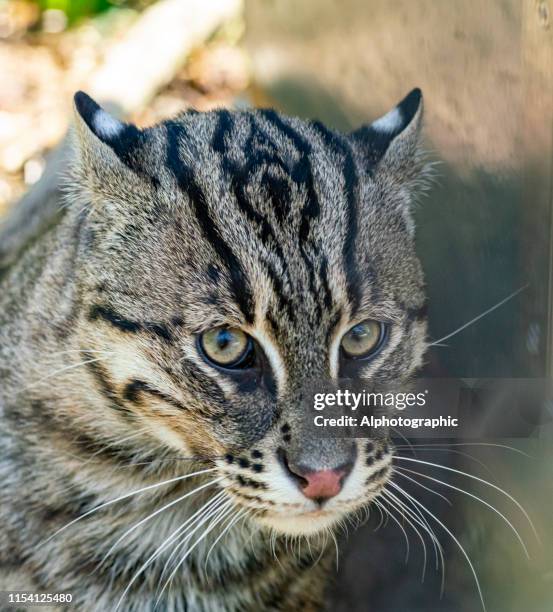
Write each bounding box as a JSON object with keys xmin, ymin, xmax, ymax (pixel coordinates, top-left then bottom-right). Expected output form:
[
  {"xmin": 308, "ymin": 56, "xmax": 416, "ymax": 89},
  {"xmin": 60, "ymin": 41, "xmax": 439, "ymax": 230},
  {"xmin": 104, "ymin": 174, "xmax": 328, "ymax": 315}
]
[
  {"xmin": 341, "ymin": 320, "xmax": 386, "ymax": 359},
  {"xmin": 199, "ymin": 326, "xmax": 254, "ymax": 369}
]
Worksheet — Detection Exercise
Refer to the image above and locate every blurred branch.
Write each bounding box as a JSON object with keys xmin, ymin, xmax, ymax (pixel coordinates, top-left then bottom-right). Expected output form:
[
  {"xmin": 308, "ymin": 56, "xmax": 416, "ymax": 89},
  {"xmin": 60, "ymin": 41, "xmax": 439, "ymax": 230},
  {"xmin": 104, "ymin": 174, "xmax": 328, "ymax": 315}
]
[
  {"xmin": 90, "ymin": 0, "xmax": 243, "ymax": 113},
  {"xmin": 0, "ymin": 0, "xmax": 244, "ymax": 268}
]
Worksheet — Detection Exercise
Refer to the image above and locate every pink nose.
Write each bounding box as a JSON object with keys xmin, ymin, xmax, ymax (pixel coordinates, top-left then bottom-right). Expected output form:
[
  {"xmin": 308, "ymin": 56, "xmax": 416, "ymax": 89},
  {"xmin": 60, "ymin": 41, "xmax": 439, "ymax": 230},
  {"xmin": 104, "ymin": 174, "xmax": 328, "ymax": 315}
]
[
  {"xmin": 300, "ymin": 469, "xmax": 346, "ymax": 501},
  {"xmin": 278, "ymin": 448, "xmax": 355, "ymax": 504}
]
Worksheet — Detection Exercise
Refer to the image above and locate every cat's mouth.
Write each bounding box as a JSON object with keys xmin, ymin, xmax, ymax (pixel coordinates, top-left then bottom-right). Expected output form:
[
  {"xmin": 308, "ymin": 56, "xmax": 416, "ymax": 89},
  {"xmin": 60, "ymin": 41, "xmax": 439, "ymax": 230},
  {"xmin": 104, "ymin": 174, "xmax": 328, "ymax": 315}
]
[{"xmin": 256, "ymin": 506, "xmax": 345, "ymax": 536}]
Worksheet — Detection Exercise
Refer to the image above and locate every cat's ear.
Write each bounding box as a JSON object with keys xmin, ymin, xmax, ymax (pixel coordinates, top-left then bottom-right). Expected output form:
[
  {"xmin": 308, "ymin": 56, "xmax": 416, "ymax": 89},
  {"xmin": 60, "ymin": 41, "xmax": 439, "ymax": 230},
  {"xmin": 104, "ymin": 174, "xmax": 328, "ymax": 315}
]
[
  {"xmin": 72, "ymin": 91, "xmax": 142, "ymax": 176},
  {"xmin": 350, "ymin": 88, "xmax": 424, "ymax": 178}
]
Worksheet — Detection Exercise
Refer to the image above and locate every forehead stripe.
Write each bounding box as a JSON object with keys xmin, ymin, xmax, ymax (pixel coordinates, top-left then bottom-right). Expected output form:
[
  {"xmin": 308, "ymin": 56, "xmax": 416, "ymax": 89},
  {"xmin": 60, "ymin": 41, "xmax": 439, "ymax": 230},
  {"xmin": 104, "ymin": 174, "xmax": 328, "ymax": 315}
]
[
  {"xmin": 259, "ymin": 110, "xmax": 327, "ymax": 320},
  {"xmin": 312, "ymin": 121, "xmax": 362, "ymax": 312},
  {"xmin": 213, "ymin": 113, "xmax": 287, "ymax": 249},
  {"xmin": 212, "ymin": 112, "xmax": 297, "ymax": 323},
  {"xmin": 319, "ymin": 256, "xmax": 334, "ymax": 311},
  {"xmin": 165, "ymin": 122, "xmax": 255, "ymax": 324}
]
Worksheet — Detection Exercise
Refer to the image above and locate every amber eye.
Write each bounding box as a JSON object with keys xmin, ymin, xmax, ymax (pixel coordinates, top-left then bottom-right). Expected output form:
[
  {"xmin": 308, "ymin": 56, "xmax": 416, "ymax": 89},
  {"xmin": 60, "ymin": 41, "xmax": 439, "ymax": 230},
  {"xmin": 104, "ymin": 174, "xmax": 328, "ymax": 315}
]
[
  {"xmin": 199, "ymin": 326, "xmax": 253, "ymax": 368},
  {"xmin": 341, "ymin": 320, "xmax": 386, "ymax": 359}
]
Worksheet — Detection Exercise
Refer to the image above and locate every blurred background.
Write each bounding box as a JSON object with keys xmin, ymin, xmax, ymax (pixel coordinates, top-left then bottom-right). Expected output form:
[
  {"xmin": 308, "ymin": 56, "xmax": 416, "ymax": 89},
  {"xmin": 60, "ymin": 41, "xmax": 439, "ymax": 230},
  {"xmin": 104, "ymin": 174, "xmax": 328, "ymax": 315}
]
[{"xmin": 0, "ymin": 1, "xmax": 552, "ymax": 610}]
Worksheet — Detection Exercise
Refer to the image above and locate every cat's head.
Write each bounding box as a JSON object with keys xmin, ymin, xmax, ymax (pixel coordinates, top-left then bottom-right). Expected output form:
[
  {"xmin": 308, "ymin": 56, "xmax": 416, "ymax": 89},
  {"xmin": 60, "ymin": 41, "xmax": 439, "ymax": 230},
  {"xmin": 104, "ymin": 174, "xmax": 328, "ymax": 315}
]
[{"xmin": 70, "ymin": 89, "xmax": 429, "ymax": 536}]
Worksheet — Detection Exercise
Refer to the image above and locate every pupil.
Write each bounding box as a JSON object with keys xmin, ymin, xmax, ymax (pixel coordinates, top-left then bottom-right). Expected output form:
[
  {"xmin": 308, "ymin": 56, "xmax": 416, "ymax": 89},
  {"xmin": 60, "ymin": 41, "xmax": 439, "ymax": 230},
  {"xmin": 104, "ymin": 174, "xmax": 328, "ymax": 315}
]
[{"xmin": 217, "ymin": 329, "xmax": 232, "ymax": 350}]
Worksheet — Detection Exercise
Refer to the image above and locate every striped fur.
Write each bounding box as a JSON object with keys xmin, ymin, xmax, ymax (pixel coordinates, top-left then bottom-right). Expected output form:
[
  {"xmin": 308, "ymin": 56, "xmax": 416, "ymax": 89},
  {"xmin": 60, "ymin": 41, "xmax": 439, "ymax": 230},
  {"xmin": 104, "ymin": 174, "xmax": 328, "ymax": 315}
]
[{"xmin": 0, "ymin": 89, "xmax": 430, "ymax": 611}]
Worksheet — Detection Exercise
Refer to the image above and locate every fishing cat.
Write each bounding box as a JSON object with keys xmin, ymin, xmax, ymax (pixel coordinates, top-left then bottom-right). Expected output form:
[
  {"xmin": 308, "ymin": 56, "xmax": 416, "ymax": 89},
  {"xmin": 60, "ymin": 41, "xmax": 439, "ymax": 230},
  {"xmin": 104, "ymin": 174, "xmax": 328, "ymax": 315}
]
[{"xmin": 0, "ymin": 88, "xmax": 429, "ymax": 611}]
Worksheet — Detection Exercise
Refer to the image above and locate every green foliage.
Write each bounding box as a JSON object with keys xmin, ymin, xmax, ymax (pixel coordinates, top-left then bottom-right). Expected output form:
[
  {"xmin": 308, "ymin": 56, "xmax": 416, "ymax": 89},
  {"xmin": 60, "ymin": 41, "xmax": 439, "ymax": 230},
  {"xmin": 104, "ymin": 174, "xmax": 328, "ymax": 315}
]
[{"xmin": 34, "ymin": 0, "xmax": 144, "ymax": 25}]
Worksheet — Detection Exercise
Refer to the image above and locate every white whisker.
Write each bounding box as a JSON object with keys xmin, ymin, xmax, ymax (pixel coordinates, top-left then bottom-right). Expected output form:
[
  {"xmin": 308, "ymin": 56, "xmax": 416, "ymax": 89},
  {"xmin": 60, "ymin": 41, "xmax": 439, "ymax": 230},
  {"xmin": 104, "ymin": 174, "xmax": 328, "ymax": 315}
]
[
  {"xmin": 394, "ymin": 469, "xmax": 452, "ymax": 505},
  {"xmin": 393, "ymin": 455, "xmax": 539, "ymax": 541},
  {"xmin": 39, "ymin": 467, "xmax": 217, "ymax": 547},
  {"xmin": 374, "ymin": 498, "xmax": 411, "ymax": 564},
  {"xmin": 395, "ymin": 466, "xmax": 530, "ymax": 558},
  {"xmin": 311, "ymin": 530, "xmax": 328, "ymax": 568},
  {"xmin": 395, "ymin": 446, "xmax": 497, "ymax": 480},
  {"xmin": 372, "ymin": 500, "xmax": 386, "ymax": 531},
  {"xmin": 304, "ymin": 534, "xmax": 314, "ymax": 560},
  {"xmin": 80, "ymin": 428, "xmax": 150, "ymax": 466},
  {"xmin": 204, "ymin": 506, "xmax": 248, "ymax": 570},
  {"xmin": 44, "ymin": 348, "xmax": 113, "ymax": 358},
  {"xmin": 390, "ymin": 427, "xmax": 416, "ymax": 455},
  {"xmin": 382, "ymin": 492, "xmax": 432, "ymax": 580},
  {"xmin": 389, "ymin": 480, "xmax": 486, "ymax": 611},
  {"xmin": 21, "ymin": 354, "xmax": 114, "ymax": 392},
  {"xmin": 395, "ymin": 442, "xmax": 533, "ymax": 458},
  {"xmin": 99, "ymin": 476, "xmax": 225, "ymax": 567},
  {"xmin": 156, "ymin": 502, "xmax": 236, "ymax": 605},
  {"xmin": 386, "ymin": 483, "xmax": 444, "ymax": 571},
  {"xmin": 329, "ymin": 529, "xmax": 340, "ymax": 570},
  {"xmin": 114, "ymin": 492, "xmax": 227, "ymax": 612},
  {"xmin": 160, "ymin": 494, "xmax": 229, "ymax": 580},
  {"xmin": 382, "ymin": 486, "xmax": 445, "ymax": 583},
  {"xmin": 428, "ymin": 285, "xmax": 527, "ymax": 346}
]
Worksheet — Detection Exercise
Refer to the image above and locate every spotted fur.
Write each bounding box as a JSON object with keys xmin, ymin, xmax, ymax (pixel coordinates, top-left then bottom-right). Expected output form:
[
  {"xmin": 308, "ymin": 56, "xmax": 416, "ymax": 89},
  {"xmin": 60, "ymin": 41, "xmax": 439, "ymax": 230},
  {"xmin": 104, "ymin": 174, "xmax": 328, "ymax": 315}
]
[{"xmin": 0, "ymin": 89, "xmax": 430, "ymax": 611}]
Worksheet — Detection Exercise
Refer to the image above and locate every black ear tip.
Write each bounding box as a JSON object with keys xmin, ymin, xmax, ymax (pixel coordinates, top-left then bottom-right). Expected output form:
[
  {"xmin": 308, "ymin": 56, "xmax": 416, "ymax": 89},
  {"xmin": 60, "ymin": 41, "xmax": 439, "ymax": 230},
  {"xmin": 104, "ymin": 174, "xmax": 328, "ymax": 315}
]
[
  {"xmin": 398, "ymin": 88, "xmax": 423, "ymax": 123},
  {"xmin": 74, "ymin": 91, "xmax": 101, "ymax": 126},
  {"xmin": 402, "ymin": 87, "xmax": 422, "ymax": 103}
]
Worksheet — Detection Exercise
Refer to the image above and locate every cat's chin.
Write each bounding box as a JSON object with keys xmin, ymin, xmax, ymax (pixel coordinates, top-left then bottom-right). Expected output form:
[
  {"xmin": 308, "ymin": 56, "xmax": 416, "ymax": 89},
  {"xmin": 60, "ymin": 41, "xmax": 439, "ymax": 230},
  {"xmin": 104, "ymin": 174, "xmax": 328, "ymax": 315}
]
[{"xmin": 256, "ymin": 508, "xmax": 343, "ymax": 536}]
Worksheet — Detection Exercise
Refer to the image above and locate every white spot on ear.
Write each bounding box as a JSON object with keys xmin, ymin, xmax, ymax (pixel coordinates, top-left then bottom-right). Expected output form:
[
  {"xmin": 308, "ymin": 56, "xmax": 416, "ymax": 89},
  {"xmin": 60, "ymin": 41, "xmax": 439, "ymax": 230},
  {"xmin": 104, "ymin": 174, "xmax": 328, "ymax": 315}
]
[
  {"xmin": 93, "ymin": 109, "xmax": 124, "ymax": 139},
  {"xmin": 371, "ymin": 106, "xmax": 403, "ymax": 133}
]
